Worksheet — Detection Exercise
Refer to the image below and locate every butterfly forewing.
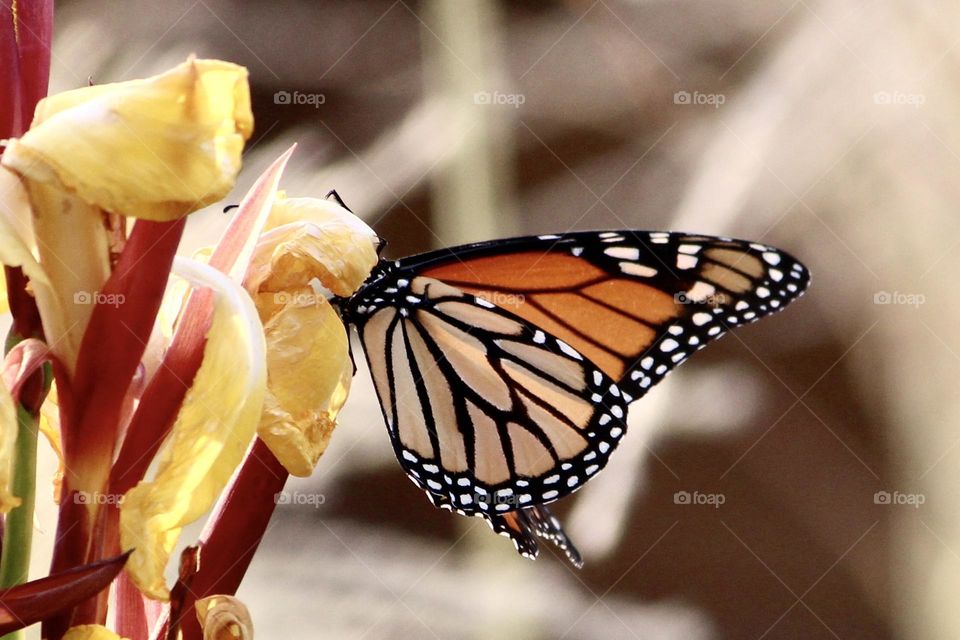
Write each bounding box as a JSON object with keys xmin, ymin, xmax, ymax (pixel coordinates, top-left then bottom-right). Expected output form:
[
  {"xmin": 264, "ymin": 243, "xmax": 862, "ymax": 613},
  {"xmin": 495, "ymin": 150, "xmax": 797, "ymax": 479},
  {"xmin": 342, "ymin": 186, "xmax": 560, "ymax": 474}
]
[
  {"xmin": 409, "ymin": 230, "xmax": 810, "ymax": 400},
  {"xmin": 350, "ymin": 273, "xmax": 629, "ymax": 518}
]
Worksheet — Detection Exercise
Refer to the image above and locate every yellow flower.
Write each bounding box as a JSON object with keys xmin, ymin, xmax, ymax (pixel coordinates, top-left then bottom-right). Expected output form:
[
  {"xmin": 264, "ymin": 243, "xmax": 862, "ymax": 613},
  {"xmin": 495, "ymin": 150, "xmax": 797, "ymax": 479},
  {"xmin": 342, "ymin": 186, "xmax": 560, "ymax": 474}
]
[
  {"xmin": 0, "ymin": 58, "xmax": 253, "ymax": 374},
  {"xmin": 2, "ymin": 57, "xmax": 253, "ymax": 222},
  {"xmin": 120, "ymin": 256, "xmax": 267, "ymax": 600},
  {"xmin": 245, "ymin": 193, "xmax": 378, "ymax": 476}
]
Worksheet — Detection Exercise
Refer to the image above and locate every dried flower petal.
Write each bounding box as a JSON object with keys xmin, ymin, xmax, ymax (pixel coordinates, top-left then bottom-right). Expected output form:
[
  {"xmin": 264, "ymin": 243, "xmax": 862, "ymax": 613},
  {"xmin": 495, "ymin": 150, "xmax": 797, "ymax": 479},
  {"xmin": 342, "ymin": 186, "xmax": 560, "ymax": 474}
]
[
  {"xmin": 2, "ymin": 58, "xmax": 253, "ymax": 221},
  {"xmin": 120, "ymin": 256, "xmax": 266, "ymax": 600},
  {"xmin": 0, "ymin": 377, "xmax": 20, "ymax": 512},
  {"xmin": 257, "ymin": 298, "xmax": 352, "ymax": 476},
  {"xmin": 38, "ymin": 383, "xmax": 63, "ymax": 503},
  {"xmin": 195, "ymin": 595, "xmax": 253, "ymax": 640},
  {"xmin": 247, "ymin": 193, "xmax": 378, "ymax": 298},
  {"xmin": 243, "ymin": 195, "xmax": 377, "ymax": 476},
  {"xmin": 0, "ymin": 166, "xmax": 62, "ymax": 337}
]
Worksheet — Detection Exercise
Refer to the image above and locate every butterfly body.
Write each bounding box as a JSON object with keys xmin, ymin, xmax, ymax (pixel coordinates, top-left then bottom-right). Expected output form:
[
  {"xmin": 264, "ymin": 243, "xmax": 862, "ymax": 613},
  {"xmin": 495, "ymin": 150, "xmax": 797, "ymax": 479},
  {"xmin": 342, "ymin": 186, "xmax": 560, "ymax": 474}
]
[{"xmin": 335, "ymin": 230, "xmax": 810, "ymax": 567}]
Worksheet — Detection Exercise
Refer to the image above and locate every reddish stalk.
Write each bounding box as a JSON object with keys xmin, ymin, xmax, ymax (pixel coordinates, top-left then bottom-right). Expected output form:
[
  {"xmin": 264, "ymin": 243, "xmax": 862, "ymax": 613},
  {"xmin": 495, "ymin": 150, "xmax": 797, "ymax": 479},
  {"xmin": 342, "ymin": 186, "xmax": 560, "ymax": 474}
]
[
  {"xmin": 164, "ymin": 439, "xmax": 288, "ymax": 640},
  {"xmin": 46, "ymin": 219, "xmax": 184, "ymax": 635}
]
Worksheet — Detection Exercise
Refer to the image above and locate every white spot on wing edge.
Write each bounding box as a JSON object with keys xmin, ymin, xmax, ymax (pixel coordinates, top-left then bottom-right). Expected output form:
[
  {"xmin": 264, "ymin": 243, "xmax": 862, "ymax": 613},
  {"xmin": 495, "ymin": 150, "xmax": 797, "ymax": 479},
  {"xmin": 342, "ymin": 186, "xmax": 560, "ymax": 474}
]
[
  {"xmin": 685, "ymin": 281, "xmax": 716, "ymax": 302},
  {"xmin": 619, "ymin": 262, "xmax": 658, "ymax": 277},
  {"xmin": 556, "ymin": 340, "xmax": 583, "ymax": 360},
  {"xmin": 604, "ymin": 246, "xmax": 641, "ymax": 260},
  {"xmin": 677, "ymin": 254, "xmax": 698, "ymax": 269},
  {"xmin": 660, "ymin": 338, "xmax": 679, "ymax": 352},
  {"xmin": 692, "ymin": 312, "xmax": 711, "ymax": 326},
  {"xmin": 762, "ymin": 251, "xmax": 781, "ymax": 265}
]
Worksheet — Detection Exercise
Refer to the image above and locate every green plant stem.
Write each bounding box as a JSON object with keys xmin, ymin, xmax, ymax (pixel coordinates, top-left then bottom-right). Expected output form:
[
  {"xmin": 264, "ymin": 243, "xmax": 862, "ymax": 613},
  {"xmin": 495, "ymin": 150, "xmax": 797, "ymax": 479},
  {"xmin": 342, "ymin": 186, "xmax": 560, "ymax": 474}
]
[{"xmin": 0, "ymin": 405, "xmax": 40, "ymax": 640}]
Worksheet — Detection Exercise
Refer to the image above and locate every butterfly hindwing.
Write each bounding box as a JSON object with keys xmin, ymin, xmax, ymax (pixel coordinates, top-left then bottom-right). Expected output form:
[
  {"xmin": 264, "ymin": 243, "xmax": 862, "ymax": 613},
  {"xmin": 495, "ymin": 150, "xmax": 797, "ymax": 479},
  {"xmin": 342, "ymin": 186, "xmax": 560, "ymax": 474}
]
[
  {"xmin": 425, "ymin": 491, "xmax": 583, "ymax": 567},
  {"xmin": 350, "ymin": 274, "xmax": 628, "ymax": 518}
]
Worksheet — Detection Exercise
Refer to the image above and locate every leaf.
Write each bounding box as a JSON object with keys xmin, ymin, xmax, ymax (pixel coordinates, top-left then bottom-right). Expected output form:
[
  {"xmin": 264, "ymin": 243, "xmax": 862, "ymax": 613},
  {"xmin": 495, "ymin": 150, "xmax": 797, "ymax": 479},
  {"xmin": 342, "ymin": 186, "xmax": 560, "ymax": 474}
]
[{"xmin": 0, "ymin": 552, "xmax": 129, "ymax": 635}]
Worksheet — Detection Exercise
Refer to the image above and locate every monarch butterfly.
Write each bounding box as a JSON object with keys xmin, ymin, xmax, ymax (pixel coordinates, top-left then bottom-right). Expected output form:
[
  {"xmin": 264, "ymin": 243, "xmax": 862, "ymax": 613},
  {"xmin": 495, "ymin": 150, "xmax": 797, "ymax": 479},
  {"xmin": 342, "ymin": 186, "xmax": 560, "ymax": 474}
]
[{"xmin": 334, "ymin": 220, "xmax": 809, "ymax": 567}]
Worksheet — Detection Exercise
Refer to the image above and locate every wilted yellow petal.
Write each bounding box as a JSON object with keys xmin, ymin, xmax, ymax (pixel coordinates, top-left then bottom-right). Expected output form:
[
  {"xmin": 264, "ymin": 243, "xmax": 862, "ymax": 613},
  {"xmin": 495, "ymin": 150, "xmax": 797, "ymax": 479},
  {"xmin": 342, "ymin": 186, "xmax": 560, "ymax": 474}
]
[
  {"xmin": 0, "ymin": 380, "xmax": 21, "ymax": 513},
  {"xmin": 0, "ymin": 276, "xmax": 6, "ymax": 315},
  {"xmin": 0, "ymin": 167, "xmax": 62, "ymax": 332},
  {"xmin": 19, "ymin": 176, "xmax": 112, "ymax": 375},
  {"xmin": 39, "ymin": 383, "xmax": 64, "ymax": 504},
  {"xmin": 247, "ymin": 194, "xmax": 379, "ymax": 297},
  {"xmin": 63, "ymin": 625, "xmax": 129, "ymax": 640},
  {"xmin": 241, "ymin": 194, "xmax": 376, "ymax": 476},
  {"xmin": 2, "ymin": 58, "xmax": 253, "ymax": 221},
  {"xmin": 120, "ymin": 256, "xmax": 266, "ymax": 600},
  {"xmin": 258, "ymin": 298, "xmax": 353, "ymax": 477},
  {"xmin": 196, "ymin": 595, "xmax": 254, "ymax": 640}
]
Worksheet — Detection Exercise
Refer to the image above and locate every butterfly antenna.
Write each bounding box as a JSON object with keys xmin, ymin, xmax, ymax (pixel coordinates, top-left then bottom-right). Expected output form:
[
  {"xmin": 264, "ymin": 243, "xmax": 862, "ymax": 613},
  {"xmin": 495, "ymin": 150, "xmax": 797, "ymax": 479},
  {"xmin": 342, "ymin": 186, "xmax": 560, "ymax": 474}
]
[{"xmin": 324, "ymin": 189, "xmax": 353, "ymax": 213}]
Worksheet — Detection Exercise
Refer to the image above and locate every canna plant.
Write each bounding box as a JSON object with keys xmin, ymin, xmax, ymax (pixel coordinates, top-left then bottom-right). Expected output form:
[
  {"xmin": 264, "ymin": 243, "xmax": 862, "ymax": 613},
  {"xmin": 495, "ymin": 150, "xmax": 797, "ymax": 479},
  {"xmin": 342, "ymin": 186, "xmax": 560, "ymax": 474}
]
[{"xmin": 0, "ymin": 3, "xmax": 378, "ymax": 638}]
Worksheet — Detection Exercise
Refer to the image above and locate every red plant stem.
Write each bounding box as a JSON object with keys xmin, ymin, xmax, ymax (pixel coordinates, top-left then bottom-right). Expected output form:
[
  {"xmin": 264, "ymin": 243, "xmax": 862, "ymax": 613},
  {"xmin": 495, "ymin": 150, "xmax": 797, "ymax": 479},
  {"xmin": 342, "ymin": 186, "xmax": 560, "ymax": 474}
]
[
  {"xmin": 46, "ymin": 219, "xmax": 184, "ymax": 637},
  {"xmin": 115, "ymin": 569, "xmax": 148, "ymax": 640},
  {"xmin": 64, "ymin": 219, "xmax": 185, "ymax": 490},
  {"xmin": 4, "ymin": 268, "xmax": 44, "ymax": 344},
  {"xmin": 0, "ymin": 1, "xmax": 25, "ymax": 138},
  {"xmin": 12, "ymin": 0, "xmax": 53, "ymax": 126},
  {"xmin": 163, "ymin": 439, "xmax": 288, "ymax": 640},
  {"xmin": 0, "ymin": 0, "xmax": 53, "ymax": 149}
]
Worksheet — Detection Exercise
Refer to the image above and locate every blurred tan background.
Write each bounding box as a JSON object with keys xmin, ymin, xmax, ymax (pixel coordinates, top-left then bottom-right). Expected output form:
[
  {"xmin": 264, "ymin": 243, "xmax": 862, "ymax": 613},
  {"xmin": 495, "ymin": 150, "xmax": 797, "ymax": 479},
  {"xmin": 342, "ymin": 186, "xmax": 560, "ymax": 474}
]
[{"xmin": 27, "ymin": 0, "xmax": 960, "ymax": 638}]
